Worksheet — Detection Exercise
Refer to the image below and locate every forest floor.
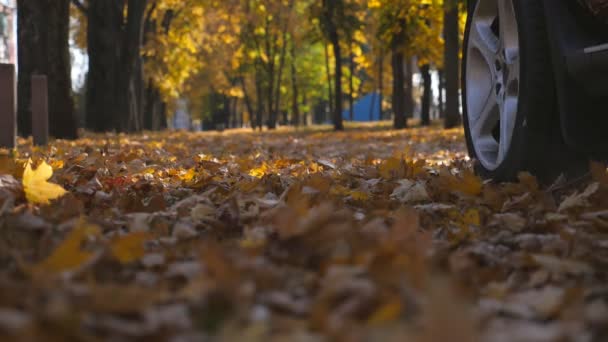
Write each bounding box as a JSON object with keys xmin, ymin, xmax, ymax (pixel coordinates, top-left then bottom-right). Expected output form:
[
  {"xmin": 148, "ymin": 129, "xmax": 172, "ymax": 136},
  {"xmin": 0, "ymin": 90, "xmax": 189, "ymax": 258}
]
[{"xmin": 0, "ymin": 122, "xmax": 607, "ymax": 341}]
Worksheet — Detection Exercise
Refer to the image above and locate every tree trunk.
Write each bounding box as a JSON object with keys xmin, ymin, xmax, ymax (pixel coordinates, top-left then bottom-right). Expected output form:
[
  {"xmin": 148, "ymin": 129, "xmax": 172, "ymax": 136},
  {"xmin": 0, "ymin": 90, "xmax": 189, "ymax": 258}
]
[
  {"xmin": 290, "ymin": 44, "xmax": 300, "ymax": 127},
  {"xmin": 369, "ymin": 92, "xmax": 376, "ymax": 122},
  {"xmin": 17, "ymin": 0, "xmax": 77, "ymax": 139},
  {"xmin": 159, "ymin": 101, "xmax": 167, "ymax": 129},
  {"xmin": 329, "ymin": 34, "xmax": 343, "ymax": 130},
  {"xmin": 86, "ymin": 0, "xmax": 146, "ymax": 133},
  {"xmin": 391, "ymin": 50, "xmax": 406, "ymax": 129},
  {"xmin": 302, "ymin": 91, "xmax": 308, "ymax": 126},
  {"xmin": 438, "ymin": 68, "xmax": 445, "ymax": 119},
  {"xmin": 391, "ymin": 24, "xmax": 407, "ymax": 129},
  {"xmin": 324, "ymin": 42, "xmax": 333, "ymax": 122},
  {"xmin": 143, "ymin": 78, "xmax": 159, "ymax": 130},
  {"xmin": 404, "ymin": 56, "xmax": 414, "ymax": 119},
  {"xmin": 269, "ymin": 30, "xmax": 288, "ymax": 129},
  {"xmin": 118, "ymin": 0, "xmax": 147, "ymax": 132},
  {"xmin": 348, "ymin": 40, "xmax": 355, "ymax": 121},
  {"xmin": 240, "ymin": 76, "xmax": 255, "ymax": 129},
  {"xmin": 378, "ymin": 47, "xmax": 384, "ymax": 120},
  {"xmin": 420, "ymin": 64, "xmax": 432, "ymax": 126},
  {"xmin": 444, "ymin": 0, "xmax": 461, "ymax": 128},
  {"xmin": 255, "ymin": 67, "xmax": 264, "ymax": 131},
  {"xmin": 86, "ymin": 0, "xmax": 122, "ymax": 132}
]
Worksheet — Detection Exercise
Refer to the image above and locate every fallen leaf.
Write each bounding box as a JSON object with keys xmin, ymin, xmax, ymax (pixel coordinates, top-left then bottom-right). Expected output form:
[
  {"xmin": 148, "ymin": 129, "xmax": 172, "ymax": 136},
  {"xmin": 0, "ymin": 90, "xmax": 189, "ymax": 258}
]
[
  {"xmin": 390, "ymin": 180, "xmax": 430, "ymax": 203},
  {"xmin": 558, "ymin": 182, "xmax": 599, "ymax": 212},
  {"xmin": 110, "ymin": 231, "xmax": 151, "ymax": 264},
  {"xmin": 367, "ymin": 299, "xmax": 402, "ymax": 325},
  {"xmin": 30, "ymin": 220, "xmax": 101, "ymax": 277},
  {"xmin": 22, "ymin": 159, "xmax": 67, "ymax": 205}
]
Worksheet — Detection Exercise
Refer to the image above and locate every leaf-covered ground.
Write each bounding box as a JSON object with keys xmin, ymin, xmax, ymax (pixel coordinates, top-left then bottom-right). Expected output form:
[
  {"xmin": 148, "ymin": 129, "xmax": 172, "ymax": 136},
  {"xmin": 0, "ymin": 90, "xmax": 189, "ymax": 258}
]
[{"xmin": 0, "ymin": 123, "xmax": 607, "ymax": 341}]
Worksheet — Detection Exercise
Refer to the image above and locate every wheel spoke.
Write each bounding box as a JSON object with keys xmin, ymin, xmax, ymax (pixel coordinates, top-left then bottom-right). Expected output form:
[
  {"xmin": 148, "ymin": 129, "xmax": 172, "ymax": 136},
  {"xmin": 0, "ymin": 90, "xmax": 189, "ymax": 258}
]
[
  {"xmin": 498, "ymin": 95, "xmax": 518, "ymax": 162},
  {"xmin": 473, "ymin": 91, "xmax": 499, "ymax": 137},
  {"xmin": 497, "ymin": 0, "xmax": 519, "ymax": 63},
  {"xmin": 469, "ymin": 20, "xmax": 499, "ymax": 71},
  {"xmin": 506, "ymin": 62, "xmax": 520, "ymax": 95},
  {"xmin": 476, "ymin": 135, "xmax": 499, "ymax": 153}
]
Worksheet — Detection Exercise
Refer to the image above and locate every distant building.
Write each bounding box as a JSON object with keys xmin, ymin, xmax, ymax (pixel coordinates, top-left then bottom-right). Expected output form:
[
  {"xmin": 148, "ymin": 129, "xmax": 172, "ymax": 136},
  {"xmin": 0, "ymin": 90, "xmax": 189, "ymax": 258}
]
[
  {"xmin": 342, "ymin": 92, "xmax": 382, "ymax": 122},
  {"xmin": 0, "ymin": 0, "xmax": 15, "ymax": 64}
]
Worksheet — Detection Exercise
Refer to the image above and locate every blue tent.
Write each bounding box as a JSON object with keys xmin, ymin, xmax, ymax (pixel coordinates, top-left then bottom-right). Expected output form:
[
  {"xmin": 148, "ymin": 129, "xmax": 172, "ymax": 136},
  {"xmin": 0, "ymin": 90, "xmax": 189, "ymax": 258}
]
[{"xmin": 342, "ymin": 92, "xmax": 381, "ymax": 122}]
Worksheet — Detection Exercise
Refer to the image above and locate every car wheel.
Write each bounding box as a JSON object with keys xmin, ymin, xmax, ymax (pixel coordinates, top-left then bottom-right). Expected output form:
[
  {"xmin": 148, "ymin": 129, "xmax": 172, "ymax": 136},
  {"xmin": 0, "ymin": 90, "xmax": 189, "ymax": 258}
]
[{"xmin": 462, "ymin": 0, "xmax": 587, "ymax": 183}]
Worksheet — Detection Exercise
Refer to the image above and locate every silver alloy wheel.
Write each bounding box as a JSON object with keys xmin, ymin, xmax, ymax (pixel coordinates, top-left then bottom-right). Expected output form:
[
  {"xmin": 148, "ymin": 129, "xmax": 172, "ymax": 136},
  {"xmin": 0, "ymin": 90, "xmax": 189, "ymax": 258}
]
[{"xmin": 466, "ymin": 0, "xmax": 520, "ymax": 171}]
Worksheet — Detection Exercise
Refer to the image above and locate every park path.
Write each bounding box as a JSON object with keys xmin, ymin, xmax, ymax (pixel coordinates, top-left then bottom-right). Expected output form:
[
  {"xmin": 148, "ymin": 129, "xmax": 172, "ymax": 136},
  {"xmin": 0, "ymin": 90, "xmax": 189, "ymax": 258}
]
[{"xmin": 0, "ymin": 125, "xmax": 606, "ymax": 341}]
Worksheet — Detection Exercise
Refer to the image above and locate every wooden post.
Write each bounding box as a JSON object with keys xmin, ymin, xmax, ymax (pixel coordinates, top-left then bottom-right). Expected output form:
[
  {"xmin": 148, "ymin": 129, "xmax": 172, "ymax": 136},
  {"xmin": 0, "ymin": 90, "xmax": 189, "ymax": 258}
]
[
  {"xmin": 0, "ymin": 64, "xmax": 16, "ymax": 149},
  {"xmin": 31, "ymin": 75, "xmax": 49, "ymax": 146}
]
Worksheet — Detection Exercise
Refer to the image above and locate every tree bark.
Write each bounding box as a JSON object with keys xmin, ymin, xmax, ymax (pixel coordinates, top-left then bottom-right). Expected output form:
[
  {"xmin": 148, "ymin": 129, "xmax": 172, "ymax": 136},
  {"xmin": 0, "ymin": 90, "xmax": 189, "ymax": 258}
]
[
  {"xmin": 404, "ymin": 56, "xmax": 414, "ymax": 119},
  {"xmin": 17, "ymin": 0, "xmax": 77, "ymax": 139},
  {"xmin": 378, "ymin": 47, "xmax": 384, "ymax": 120},
  {"xmin": 324, "ymin": 42, "xmax": 333, "ymax": 122},
  {"xmin": 290, "ymin": 44, "xmax": 300, "ymax": 126},
  {"xmin": 420, "ymin": 64, "xmax": 432, "ymax": 126},
  {"xmin": 159, "ymin": 101, "xmax": 167, "ymax": 129},
  {"xmin": 254, "ymin": 67, "xmax": 264, "ymax": 131},
  {"xmin": 86, "ymin": 0, "xmax": 122, "ymax": 132},
  {"xmin": 443, "ymin": 0, "xmax": 462, "ymax": 128},
  {"xmin": 438, "ymin": 68, "xmax": 445, "ymax": 119},
  {"xmin": 269, "ymin": 29, "xmax": 288, "ymax": 129},
  {"xmin": 86, "ymin": 0, "xmax": 146, "ymax": 133},
  {"xmin": 391, "ymin": 49, "xmax": 406, "ymax": 129},
  {"xmin": 302, "ymin": 91, "xmax": 308, "ymax": 126},
  {"xmin": 348, "ymin": 40, "xmax": 355, "ymax": 121},
  {"xmin": 331, "ymin": 39, "xmax": 343, "ymax": 130},
  {"xmin": 240, "ymin": 76, "xmax": 255, "ymax": 129},
  {"xmin": 391, "ymin": 23, "xmax": 407, "ymax": 129},
  {"xmin": 143, "ymin": 79, "xmax": 153, "ymax": 130},
  {"xmin": 324, "ymin": 0, "xmax": 344, "ymax": 132},
  {"xmin": 119, "ymin": 0, "xmax": 147, "ymax": 132}
]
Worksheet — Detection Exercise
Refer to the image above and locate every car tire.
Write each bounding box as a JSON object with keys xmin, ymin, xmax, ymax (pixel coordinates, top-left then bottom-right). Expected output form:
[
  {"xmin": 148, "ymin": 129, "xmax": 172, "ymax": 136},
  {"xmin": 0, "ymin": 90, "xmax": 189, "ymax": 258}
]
[{"xmin": 462, "ymin": 0, "xmax": 587, "ymax": 183}]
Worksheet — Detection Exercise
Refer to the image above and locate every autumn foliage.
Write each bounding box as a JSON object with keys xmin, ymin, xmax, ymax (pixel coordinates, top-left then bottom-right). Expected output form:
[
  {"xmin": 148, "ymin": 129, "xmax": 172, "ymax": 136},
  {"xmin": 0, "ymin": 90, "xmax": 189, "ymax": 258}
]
[{"xmin": 0, "ymin": 125, "xmax": 607, "ymax": 339}]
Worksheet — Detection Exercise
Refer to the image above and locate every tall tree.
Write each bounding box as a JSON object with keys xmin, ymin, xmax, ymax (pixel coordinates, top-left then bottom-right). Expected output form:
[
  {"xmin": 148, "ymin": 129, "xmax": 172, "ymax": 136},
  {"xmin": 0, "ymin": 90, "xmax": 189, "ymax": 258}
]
[
  {"xmin": 420, "ymin": 63, "xmax": 432, "ymax": 126},
  {"xmin": 437, "ymin": 68, "xmax": 445, "ymax": 118},
  {"xmin": 372, "ymin": 0, "xmax": 443, "ymax": 128},
  {"xmin": 82, "ymin": 0, "xmax": 147, "ymax": 133},
  {"xmin": 319, "ymin": 0, "xmax": 344, "ymax": 131},
  {"xmin": 348, "ymin": 40, "xmax": 355, "ymax": 121},
  {"xmin": 377, "ymin": 48, "xmax": 384, "ymax": 121},
  {"xmin": 443, "ymin": 0, "xmax": 461, "ymax": 128},
  {"xmin": 390, "ymin": 23, "xmax": 407, "ymax": 129},
  {"xmin": 290, "ymin": 42, "xmax": 300, "ymax": 126},
  {"xmin": 17, "ymin": 0, "xmax": 77, "ymax": 139}
]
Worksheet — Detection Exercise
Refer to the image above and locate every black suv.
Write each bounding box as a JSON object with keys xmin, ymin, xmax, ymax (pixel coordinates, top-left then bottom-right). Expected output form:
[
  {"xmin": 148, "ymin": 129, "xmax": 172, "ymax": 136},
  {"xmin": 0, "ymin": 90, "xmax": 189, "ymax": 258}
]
[{"xmin": 462, "ymin": 0, "xmax": 608, "ymax": 182}]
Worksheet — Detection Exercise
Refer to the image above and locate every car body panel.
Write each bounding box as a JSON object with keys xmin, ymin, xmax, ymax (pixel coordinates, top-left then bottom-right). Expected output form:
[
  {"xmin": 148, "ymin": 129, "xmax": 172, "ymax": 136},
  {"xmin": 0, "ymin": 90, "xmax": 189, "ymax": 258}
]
[{"xmin": 542, "ymin": 0, "xmax": 608, "ymax": 158}]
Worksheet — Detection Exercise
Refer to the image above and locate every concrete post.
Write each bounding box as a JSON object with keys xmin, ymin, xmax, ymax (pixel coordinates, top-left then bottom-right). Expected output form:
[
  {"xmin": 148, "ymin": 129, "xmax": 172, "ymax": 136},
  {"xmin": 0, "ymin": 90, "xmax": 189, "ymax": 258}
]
[{"xmin": 0, "ymin": 64, "xmax": 16, "ymax": 149}]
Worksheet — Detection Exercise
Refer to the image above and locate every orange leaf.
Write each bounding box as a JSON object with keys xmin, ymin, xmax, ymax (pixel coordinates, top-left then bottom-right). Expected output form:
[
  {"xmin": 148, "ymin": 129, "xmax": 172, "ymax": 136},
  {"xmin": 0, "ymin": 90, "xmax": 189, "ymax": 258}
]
[{"xmin": 110, "ymin": 231, "xmax": 151, "ymax": 264}]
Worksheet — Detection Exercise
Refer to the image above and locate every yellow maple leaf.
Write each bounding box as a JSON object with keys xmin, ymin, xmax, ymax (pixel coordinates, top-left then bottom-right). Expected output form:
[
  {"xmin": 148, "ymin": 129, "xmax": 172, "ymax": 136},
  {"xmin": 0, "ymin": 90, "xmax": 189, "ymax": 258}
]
[
  {"xmin": 110, "ymin": 232, "xmax": 150, "ymax": 264},
  {"xmin": 22, "ymin": 159, "xmax": 67, "ymax": 204},
  {"xmin": 31, "ymin": 221, "xmax": 101, "ymax": 276}
]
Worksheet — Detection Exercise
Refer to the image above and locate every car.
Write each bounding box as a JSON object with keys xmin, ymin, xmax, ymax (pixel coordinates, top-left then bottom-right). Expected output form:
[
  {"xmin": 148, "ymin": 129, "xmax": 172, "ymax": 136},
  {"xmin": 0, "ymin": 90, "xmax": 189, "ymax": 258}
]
[{"xmin": 462, "ymin": 0, "xmax": 608, "ymax": 183}]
